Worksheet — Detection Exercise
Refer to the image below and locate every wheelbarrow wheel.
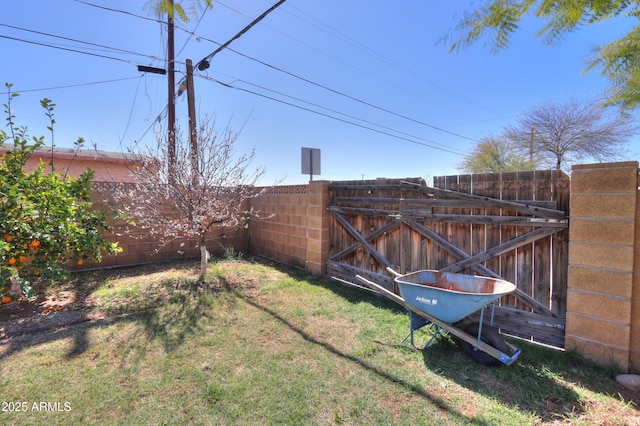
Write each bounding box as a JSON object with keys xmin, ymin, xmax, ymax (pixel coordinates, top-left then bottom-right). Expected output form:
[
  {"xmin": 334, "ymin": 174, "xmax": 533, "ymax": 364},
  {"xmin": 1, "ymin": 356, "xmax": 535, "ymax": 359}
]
[{"xmin": 459, "ymin": 322, "xmax": 509, "ymax": 367}]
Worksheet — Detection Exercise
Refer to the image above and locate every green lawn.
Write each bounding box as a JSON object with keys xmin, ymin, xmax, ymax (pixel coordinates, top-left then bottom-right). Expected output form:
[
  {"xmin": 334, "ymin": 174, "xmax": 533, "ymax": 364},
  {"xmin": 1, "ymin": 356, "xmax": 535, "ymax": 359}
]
[{"xmin": 1, "ymin": 259, "xmax": 638, "ymax": 425}]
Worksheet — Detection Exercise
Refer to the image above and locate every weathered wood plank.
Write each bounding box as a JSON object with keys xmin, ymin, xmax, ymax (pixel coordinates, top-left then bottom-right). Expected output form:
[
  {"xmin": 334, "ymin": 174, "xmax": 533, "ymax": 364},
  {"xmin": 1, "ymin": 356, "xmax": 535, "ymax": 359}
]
[
  {"xmin": 439, "ymin": 227, "xmax": 562, "ymax": 274},
  {"xmin": 329, "ymin": 220, "xmax": 401, "ymax": 262},
  {"xmin": 516, "ymin": 172, "xmax": 535, "ymax": 307},
  {"xmin": 401, "ymin": 181, "xmax": 567, "ymax": 219},
  {"xmin": 328, "ymin": 172, "xmax": 569, "ymax": 348},
  {"xmin": 328, "ymin": 206, "xmax": 568, "ymax": 227},
  {"xmin": 405, "ymin": 198, "xmax": 557, "ymax": 209},
  {"xmin": 404, "ymin": 219, "xmax": 559, "ymax": 317},
  {"xmin": 469, "ymin": 306, "xmax": 565, "ymax": 347},
  {"xmin": 327, "ymin": 261, "xmax": 394, "ymax": 292},
  {"xmin": 332, "ymin": 212, "xmax": 392, "ymax": 270}
]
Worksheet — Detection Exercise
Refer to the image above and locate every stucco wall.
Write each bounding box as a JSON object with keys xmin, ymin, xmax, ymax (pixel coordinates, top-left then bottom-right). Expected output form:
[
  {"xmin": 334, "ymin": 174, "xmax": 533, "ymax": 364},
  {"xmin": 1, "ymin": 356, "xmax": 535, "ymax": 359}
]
[{"xmin": 1, "ymin": 146, "xmax": 139, "ymax": 183}]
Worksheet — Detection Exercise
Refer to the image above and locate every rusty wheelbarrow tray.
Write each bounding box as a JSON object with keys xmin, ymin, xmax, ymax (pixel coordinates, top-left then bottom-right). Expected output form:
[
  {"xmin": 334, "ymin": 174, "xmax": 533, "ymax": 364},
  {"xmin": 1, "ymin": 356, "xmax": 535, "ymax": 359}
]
[{"xmin": 356, "ymin": 269, "xmax": 521, "ymax": 366}]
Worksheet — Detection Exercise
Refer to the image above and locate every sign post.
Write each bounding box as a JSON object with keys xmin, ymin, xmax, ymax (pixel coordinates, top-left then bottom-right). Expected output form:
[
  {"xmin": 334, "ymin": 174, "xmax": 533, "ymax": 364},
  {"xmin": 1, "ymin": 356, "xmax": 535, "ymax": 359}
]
[{"xmin": 301, "ymin": 147, "xmax": 321, "ymax": 181}]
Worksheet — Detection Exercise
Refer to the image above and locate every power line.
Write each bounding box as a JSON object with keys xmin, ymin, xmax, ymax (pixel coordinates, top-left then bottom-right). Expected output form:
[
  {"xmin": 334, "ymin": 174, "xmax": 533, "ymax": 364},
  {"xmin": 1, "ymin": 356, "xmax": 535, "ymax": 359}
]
[
  {"xmin": 278, "ymin": 2, "xmax": 499, "ymax": 116},
  {"xmin": 68, "ymin": 0, "xmax": 481, "ymax": 144},
  {"xmin": 231, "ymin": 47, "xmax": 480, "ymax": 143},
  {"xmin": 72, "ymin": 0, "xmax": 162, "ymax": 24},
  {"xmin": 191, "ymin": 33, "xmax": 481, "ymax": 144},
  {"xmin": 195, "ymin": 0, "xmax": 288, "ymax": 71},
  {"xmin": 24, "ymin": 0, "xmax": 476, "ymax": 153},
  {"xmin": 118, "ymin": 75, "xmax": 146, "ymax": 149},
  {"xmin": 0, "ymin": 77, "xmax": 143, "ymax": 95},
  {"xmin": 236, "ymin": 78, "xmax": 468, "ymax": 155},
  {"xmin": 198, "ymin": 74, "xmax": 466, "ymax": 156},
  {"xmin": 0, "ymin": 23, "xmax": 161, "ymax": 62},
  {"xmin": 221, "ymin": 0, "xmax": 497, "ymax": 118},
  {"xmin": 176, "ymin": 5, "xmax": 210, "ymax": 58},
  {"xmin": 180, "ymin": 24, "xmax": 480, "ymax": 144},
  {"xmin": 0, "ymin": 34, "xmax": 156, "ymax": 66}
]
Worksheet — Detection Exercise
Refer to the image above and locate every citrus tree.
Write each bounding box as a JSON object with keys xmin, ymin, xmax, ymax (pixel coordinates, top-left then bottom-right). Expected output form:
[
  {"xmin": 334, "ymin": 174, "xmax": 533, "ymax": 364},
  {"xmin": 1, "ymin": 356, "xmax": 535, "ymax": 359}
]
[{"xmin": 0, "ymin": 85, "xmax": 121, "ymax": 297}]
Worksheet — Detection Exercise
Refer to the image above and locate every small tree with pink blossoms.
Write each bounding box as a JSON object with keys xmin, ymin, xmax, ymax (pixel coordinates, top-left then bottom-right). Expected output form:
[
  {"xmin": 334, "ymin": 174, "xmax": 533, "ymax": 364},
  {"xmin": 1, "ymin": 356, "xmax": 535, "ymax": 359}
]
[{"xmin": 108, "ymin": 116, "xmax": 268, "ymax": 275}]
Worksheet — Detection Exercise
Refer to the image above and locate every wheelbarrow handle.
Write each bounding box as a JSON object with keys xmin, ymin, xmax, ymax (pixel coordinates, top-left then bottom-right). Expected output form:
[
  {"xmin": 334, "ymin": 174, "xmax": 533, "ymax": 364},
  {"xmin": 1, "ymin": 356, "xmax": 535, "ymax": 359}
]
[{"xmin": 386, "ymin": 267, "xmax": 402, "ymax": 278}]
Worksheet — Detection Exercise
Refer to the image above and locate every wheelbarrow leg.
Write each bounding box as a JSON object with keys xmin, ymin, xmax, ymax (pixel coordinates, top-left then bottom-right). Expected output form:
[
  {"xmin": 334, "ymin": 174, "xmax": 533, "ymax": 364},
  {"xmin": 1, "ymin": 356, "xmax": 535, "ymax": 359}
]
[{"xmin": 402, "ymin": 310, "xmax": 443, "ymax": 350}]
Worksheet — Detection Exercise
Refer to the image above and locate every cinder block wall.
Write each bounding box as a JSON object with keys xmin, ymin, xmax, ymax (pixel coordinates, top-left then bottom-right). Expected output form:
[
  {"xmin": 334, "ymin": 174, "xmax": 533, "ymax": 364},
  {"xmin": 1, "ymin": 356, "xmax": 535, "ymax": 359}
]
[
  {"xmin": 566, "ymin": 161, "xmax": 640, "ymax": 372},
  {"xmin": 248, "ymin": 181, "xmax": 330, "ymax": 275},
  {"xmin": 74, "ymin": 181, "xmax": 332, "ymax": 273},
  {"xmin": 74, "ymin": 182, "xmax": 246, "ymax": 270}
]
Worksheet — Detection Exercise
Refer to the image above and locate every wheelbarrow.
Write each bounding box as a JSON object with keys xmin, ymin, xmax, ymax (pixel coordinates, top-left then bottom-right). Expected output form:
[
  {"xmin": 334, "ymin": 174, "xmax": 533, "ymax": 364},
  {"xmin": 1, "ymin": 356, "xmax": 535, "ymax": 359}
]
[{"xmin": 356, "ymin": 268, "xmax": 521, "ymax": 366}]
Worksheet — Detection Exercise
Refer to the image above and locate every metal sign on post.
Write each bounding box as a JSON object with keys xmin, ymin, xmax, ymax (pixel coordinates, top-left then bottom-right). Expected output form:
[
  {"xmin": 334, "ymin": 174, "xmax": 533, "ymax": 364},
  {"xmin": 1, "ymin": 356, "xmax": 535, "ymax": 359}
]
[{"xmin": 301, "ymin": 147, "xmax": 321, "ymax": 181}]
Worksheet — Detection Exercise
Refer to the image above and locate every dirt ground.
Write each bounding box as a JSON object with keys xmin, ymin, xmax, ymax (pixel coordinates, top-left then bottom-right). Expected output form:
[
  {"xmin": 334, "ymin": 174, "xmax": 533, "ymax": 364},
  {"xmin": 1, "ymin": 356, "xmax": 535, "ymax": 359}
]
[{"xmin": 0, "ymin": 290, "xmax": 105, "ymax": 343}]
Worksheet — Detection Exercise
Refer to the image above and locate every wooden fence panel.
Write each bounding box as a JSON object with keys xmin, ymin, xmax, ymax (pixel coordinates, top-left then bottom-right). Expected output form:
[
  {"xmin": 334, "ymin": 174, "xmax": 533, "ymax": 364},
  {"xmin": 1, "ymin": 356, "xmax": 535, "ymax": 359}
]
[{"xmin": 328, "ymin": 171, "xmax": 570, "ymax": 347}]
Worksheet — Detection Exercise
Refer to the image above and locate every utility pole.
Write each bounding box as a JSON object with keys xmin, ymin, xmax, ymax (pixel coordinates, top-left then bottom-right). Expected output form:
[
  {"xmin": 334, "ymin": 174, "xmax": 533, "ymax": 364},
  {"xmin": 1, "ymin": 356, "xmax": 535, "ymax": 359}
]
[
  {"xmin": 530, "ymin": 127, "xmax": 534, "ymax": 163},
  {"xmin": 186, "ymin": 59, "xmax": 198, "ymax": 187},
  {"xmin": 167, "ymin": 0, "xmax": 176, "ymax": 184}
]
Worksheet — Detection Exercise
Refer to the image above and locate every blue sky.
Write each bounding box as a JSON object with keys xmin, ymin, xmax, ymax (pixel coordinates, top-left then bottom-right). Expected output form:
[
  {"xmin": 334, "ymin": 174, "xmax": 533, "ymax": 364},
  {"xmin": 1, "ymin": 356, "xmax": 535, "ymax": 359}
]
[{"xmin": 1, "ymin": 1, "xmax": 638, "ymax": 185}]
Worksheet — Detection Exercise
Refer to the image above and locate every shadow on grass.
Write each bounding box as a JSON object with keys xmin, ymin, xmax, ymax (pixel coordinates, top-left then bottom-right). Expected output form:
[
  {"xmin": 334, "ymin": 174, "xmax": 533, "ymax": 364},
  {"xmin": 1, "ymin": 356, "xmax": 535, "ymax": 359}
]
[
  {"xmin": 221, "ymin": 276, "xmax": 490, "ymax": 425},
  {"xmin": 0, "ymin": 261, "xmax": 211, "ymax": 361},
  {"xmin": 139, "ymin": 278, "xmax": 220, "ymax": 353},
  {"xmin": 0, "ymin": 310, "xmax": 143, "ymax": 361},
  {"xmin": 281, "ymin": 263, "xmax": 638, "ymax": 422}
]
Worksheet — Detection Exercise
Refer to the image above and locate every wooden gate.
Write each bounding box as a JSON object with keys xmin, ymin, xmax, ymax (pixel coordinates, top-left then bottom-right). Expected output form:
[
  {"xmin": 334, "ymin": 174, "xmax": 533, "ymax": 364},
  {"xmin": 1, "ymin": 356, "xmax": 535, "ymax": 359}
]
[{"xmin": 327, "ymin": 172, "xmax": 570, "ymax": 348}]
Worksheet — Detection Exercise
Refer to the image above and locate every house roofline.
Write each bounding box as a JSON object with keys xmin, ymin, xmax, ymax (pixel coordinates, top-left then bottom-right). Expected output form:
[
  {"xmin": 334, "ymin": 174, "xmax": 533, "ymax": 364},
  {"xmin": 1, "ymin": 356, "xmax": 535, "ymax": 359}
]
[{"xmin": 0, "ymin": 144, "xmax": 132, "ymax": 165}]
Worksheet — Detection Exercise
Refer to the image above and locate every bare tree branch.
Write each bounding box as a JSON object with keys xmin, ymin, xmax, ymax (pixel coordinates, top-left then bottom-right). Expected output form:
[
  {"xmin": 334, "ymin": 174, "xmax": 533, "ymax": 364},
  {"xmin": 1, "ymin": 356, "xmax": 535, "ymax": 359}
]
[
  {"xmin": 107, "ymin": 115, "xmax": 272, "ymax": 274},
  {"xmin": 504, "ymin": 98, "xmax": 636, "ymax": 170}
]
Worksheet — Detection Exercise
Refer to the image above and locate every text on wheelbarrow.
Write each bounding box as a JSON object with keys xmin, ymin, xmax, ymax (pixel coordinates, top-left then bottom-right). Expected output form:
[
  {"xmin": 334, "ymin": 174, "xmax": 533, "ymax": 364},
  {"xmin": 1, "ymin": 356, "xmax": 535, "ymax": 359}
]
[{"xmin": 416, "ymin": 296, "xmax": 438, "ymax": 306}]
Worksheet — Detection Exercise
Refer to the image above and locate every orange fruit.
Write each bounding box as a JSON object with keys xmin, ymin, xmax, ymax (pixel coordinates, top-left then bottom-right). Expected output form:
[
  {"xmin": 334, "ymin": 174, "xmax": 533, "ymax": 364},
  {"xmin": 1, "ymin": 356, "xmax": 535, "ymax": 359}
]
[
  {"xmin": 1, "ymin": 296, "xmax": 12, "ymax": 304},
  {"xmin": 30, "ymin": 240, "xmax": 40, "ymax": 248},
  {"xmin": 18, "ymin": 256, "xmax": 27, "ymax": 263},
  {"xmin": 8, "ymin": 258, "xmax": 17, "ymax": 265},
  {"xmin": 76, "ymin": 259, "xmax": 84, "ymax": 266},
  {"xmin": 3, "ymin": 234, "xmax": 13, "ymax": 243}
]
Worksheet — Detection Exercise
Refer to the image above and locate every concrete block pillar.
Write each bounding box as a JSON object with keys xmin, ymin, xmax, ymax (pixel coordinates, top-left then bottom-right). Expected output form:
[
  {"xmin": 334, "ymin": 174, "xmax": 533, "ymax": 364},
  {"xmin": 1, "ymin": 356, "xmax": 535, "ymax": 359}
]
[
  {"xmin": 566, "ymin": 161, "xmax": 639, "ymax": 372},
  {"xmin": 306, "ymin": 180, "xmax": 331, "ymax": 275}
]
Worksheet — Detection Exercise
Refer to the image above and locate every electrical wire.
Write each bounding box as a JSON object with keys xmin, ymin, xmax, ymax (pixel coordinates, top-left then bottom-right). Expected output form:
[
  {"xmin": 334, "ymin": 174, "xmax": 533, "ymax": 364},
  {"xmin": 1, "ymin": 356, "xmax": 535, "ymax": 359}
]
[
  {"xmin": 0, "ymin": 23, "xmax": 161, "ymax": 62},
  {"xmin": 198, "ymin": 74, "xmax": 465, "ymax": 156},
  {"xmin": 195, "ymin": 0, "xmax": 288, "ymax": 70},
  {"xmin": 44, "ymin": 0, "xmax": 477, "ymax": 153},
  {"xmin": 0, "ymin": 34, "xmax": 161, "ymax": 68},
  {"xmin": 67, "ymin": 0, "xmax": 480, "ymax": 142},
  {"xmin": 182, "ymin": 26, "xmax": 479, "ymax": 144},
  {"xmin": 130, "ymin": 106, "xmax": 168, "ymax": 151},
  {"xmin": 236, "ymin": 78, "xmax": 468, "ymax": 155},
  {"xmin": 0, "ymin": 77, "xmax": 142, "ymax": 95},
  {"xmin": 0, "ymin": 34, "xmax": 141, "ymax": 64},
  {"xmin": 176, "ymin": 4, "xmax": 210, "ymax": 58},
  {"xmin": 72, "ymin": 0, "xmax": 162, "ymax": 24},
  {"xmin": 118, "ymin": 75, "xmax": 145, "ymax": 150},
  {"xmin": 276, "ymin": 1, "xmax": 499, "ymax": 116},
  {"xmin": 224, "ymin": 46, "xmax": 480, "ymax": 143}
]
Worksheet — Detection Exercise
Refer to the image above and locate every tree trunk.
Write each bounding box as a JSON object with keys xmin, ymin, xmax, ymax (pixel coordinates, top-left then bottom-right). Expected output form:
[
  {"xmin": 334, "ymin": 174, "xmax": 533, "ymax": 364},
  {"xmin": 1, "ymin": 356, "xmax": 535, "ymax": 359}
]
[
  {"xmin": 200, "ymin": 242, "xmax": 210, "ymax": 275},
  {"xmin": 9, "ymin": 275, "xmax": 22, "ymax": 296},
  {"xmin": 556, "ymin": 153, "xmax": 563, "ymax": 170}
]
